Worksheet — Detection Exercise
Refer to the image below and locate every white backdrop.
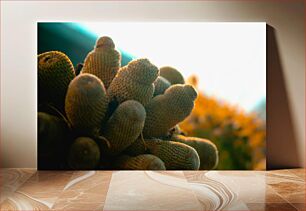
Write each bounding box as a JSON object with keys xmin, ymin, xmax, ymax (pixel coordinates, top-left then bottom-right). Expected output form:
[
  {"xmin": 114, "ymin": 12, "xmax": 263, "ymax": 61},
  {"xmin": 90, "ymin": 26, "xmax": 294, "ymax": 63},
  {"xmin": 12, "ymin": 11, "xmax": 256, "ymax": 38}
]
[{"xmin": 81, "ymin": 22, "xmax": 266, "ymax": 111}]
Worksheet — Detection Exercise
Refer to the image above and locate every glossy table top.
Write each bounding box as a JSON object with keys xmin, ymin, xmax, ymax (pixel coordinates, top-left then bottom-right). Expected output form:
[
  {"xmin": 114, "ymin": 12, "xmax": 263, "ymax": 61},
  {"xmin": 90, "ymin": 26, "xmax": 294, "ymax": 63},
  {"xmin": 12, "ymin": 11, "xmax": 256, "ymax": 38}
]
[{"xmin": 0, "ymin": 169, "xmax": 304, "ymax": 210}]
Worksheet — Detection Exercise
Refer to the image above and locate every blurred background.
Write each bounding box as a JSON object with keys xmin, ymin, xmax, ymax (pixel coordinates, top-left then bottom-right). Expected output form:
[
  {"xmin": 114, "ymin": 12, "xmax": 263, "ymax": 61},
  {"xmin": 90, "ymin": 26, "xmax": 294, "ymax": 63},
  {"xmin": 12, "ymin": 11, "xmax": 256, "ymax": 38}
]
[{"xmin": 38, "ymin": 22, "xmax": 266, "ymax": 170}]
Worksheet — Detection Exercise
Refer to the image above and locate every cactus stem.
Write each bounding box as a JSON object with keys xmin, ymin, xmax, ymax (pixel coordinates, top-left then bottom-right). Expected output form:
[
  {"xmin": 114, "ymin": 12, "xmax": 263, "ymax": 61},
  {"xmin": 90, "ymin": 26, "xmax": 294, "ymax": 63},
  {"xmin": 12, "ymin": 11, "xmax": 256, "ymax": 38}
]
[
  {"xmin": 96, "ymin": 135, "xmax": 111, "ymax": 149},
  {"xmin": 42, "ymin": 103, "xmax": 72, "ymax": 128},
  {"xmin": 140, "ymin": 132, "xmax": 147, "ymax": 151}
]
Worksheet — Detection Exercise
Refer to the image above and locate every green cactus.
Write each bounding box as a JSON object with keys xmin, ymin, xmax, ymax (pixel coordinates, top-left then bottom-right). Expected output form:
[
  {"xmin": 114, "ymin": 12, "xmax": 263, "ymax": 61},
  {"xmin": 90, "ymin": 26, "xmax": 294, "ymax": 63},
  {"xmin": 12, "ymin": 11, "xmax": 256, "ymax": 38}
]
[
  {"xmin": 153, "ymin": 76, "xmax": 171, "ymax": 96},
  {"xmin": 145, "ymin": 139, "xmax": 200, "ymax": 170},
  {"xmin": 38, "ymin": 112, "xmax": 69, "ymax": 169},
  {"xmin": 68, "ymin": 137, "xmax": 100, "ymax": 170},
  {"xmin": 143, "ymin": 84, "xmax": 197, "ymax": 138},
  {"xmin": 169, "ymin": 125, "xmax": 186, "ymax": 136},
  {"xmin": 37, "ymin": 43, "xmax": 218, "ymax": 171},
  {"xmin": 65, "ymin": 73, "xmax": 108, "ymax": 135},
  {"xmin": 124, "ymin": 134, "xmax": 147, "ymax": 156},
  {"xmin": 38, "ymin": 51, "xmax": 75, "ymax": 111},
  {"xmin": 159, "ymin": 66, "xmax": 185, "ymax": 85},
  {"xmin": 82, "ymin": 36, "xmax": 121, "ymax": 89},
  {"xmin": 101, "ymin": 100, "xmax": 146, "ymax": 156},
  {"xmin": 113, "ymin": 154, "xmax": 166, "ymax": 170},
  {"xmin": 107, "ymin": 58, "xmax": 159, "ymax": 106},
  {"xmin": 170, "ymin": 134, "xmax": 219, "ymax": 170}
]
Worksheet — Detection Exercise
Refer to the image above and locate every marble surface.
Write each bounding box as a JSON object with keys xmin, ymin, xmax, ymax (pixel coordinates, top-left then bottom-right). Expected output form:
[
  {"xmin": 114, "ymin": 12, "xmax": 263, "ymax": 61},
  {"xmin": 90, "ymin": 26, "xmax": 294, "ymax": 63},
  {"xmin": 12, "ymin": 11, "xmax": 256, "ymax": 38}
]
[{"xmin": 0, "ymin": 169, "xmax": 304, "ymax": 210}]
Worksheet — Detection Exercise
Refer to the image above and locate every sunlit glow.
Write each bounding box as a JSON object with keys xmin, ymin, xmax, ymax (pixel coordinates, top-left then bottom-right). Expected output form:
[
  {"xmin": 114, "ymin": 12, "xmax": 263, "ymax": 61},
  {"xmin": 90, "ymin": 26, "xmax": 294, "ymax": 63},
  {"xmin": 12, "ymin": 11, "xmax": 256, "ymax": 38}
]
[{"xmin": 80, "ymin": 22, "xmax": 266, "ymax": 111}]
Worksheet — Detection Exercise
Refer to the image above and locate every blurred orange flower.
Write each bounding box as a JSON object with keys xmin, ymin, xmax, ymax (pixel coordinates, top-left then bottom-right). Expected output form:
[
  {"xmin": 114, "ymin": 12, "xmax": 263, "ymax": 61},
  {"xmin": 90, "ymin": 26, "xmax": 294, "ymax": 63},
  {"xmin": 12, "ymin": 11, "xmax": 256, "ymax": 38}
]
[{"xmin": 180, "ymin": 75, "xmax": 266, "ymax": 170}]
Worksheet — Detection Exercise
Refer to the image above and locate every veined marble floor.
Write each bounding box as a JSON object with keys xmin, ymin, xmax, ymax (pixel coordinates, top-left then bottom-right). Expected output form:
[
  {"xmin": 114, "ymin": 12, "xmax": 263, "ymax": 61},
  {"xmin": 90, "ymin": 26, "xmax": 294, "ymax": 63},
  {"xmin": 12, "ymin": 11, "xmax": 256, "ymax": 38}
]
[{"xmin": 0, "ymin": 169, "xmax": 304, "ymax": 211}]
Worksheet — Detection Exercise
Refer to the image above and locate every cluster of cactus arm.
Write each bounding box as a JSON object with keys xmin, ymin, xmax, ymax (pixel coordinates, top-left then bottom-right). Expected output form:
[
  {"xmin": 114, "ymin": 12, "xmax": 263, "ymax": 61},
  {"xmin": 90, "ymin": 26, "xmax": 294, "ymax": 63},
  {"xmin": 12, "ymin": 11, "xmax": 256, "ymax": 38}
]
[{"xmin": 37, "ymin": 36, "xmax": 218, "ymax": 170}]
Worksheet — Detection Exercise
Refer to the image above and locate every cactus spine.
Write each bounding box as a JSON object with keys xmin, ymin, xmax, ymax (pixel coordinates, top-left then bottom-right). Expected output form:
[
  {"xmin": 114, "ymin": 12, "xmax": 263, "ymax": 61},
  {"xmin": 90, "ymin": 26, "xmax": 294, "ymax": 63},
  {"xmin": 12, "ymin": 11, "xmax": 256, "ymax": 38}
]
[
  {"xmin": 107, "ymin": 58, "xmax": 159, "ymax": 106},
  {"xmin": 101, "ymin": 100, "xmax": 146, "ymax": 156},
  {"xmin": 65, "ymin": 73, "xmax": 108, "ymax": 135},
  {"xmin": 153, "ymin": 76, "xmax": 171, "ymax": 96},
  {"xmin": 145, "ymin": 139, "xmax": 200, "ymax": 170},
  {"xmin": 38, "ymin": 51, "xmax": 75, "ymax": 110},
  {"xmin": 38, "ymin": 112, "xmax": 69, "ymax": 169},
  {"xmin": 143, "ymin": 84, "xmax": 197, "ymax": 138},
  {"xmin": 124, "ymin": 135, "xmax": 147, "ymax": 156},
  {"xmin": 170, "ymin": 134, "xmax": 219, "ymax": 170},
  {"xmin": 68, "ymin": 137, "xmax": 100, "ymax": 170},
  {"xmin": 159, "ymin": 66, "xmax": 185, "ymax": 85},
  {"xmin": 113, "ymin": 154, "xmax": 166, "ymax": 170},
  {"xmin": 82, "ymin": 36, "xmax": 121, "ymax": 89}
]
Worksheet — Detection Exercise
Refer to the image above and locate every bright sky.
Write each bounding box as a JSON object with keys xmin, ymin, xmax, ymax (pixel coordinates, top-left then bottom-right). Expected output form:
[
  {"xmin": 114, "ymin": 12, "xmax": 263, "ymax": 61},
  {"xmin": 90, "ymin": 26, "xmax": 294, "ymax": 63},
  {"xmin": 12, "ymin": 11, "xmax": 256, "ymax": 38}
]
[{"xmin": 80, "ymin": 22, "xmax": 266, "ymax": 112}]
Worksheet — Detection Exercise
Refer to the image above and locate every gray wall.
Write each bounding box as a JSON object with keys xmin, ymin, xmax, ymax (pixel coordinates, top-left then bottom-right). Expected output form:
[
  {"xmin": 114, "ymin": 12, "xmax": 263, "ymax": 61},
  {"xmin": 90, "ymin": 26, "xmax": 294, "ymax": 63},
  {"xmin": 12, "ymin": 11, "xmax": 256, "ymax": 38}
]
[{"xmin": 1, "ymin": 1, "xmax": 304, "ymax": 168}]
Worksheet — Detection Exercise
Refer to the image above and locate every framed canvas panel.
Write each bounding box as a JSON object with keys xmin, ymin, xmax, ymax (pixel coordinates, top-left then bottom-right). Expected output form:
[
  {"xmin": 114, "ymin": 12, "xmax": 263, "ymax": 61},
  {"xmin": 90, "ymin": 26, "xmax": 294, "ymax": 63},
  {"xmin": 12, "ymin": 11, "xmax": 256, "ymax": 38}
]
[{"xmin": 37, "ymin": 22, "xmax": 266, "ymax": 170}]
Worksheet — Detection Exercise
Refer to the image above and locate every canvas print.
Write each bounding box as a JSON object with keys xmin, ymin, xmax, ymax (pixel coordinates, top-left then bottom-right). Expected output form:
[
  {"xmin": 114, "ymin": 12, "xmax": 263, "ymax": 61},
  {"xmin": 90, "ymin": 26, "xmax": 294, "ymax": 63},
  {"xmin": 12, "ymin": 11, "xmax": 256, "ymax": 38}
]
[{"xmin": 37, "ymin": 22, "xmax": 266, "ymax": 170}]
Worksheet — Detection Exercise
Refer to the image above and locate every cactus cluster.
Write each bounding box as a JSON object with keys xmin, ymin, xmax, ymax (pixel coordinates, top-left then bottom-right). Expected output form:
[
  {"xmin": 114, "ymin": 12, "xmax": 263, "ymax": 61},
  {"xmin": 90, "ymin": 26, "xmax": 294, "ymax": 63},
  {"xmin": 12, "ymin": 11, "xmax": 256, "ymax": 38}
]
[{"xmin": 37, "ymin": 36, "xmax": 219, "ymax": 170}]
